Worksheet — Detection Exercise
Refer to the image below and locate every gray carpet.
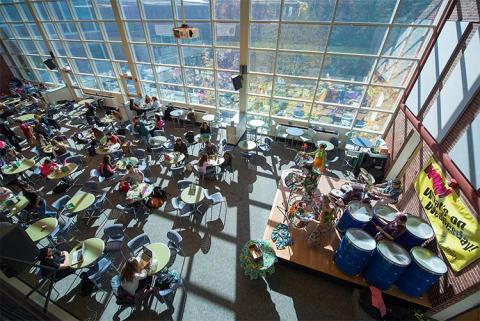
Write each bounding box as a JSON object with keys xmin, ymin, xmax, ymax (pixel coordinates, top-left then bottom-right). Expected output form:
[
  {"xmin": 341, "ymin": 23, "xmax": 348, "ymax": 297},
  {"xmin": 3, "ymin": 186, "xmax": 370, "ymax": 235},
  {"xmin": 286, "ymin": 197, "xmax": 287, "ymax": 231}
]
[{"xmin": 12, "ymin": 113, "xmax": 358, "ymax": 321}]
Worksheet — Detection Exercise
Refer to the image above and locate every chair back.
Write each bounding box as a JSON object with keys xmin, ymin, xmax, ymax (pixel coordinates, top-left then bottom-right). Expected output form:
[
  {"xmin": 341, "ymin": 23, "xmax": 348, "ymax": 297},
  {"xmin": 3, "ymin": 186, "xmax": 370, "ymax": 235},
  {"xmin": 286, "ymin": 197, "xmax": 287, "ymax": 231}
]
[
  {"xmin": 132, "ymin": 149, "xmax": 146, "ymax": 158},
  {"xmin": 65, "ymin": 155, "xmax": 83, "ymax": 167},
  {"xmin": 84, "ymin": 180, "xmax": 100, "ymax": 193},
  {"xmin": 104, "ymin": 224, "xmax": 124, "ymax": 240},
  {"xmin": 151, "ymin": 147, "xmax": 164, "ymax": 157},
  {"xmin": 264, "ymin": 137, "xmax": 274, "ymax": 146},
  {"xmin": 89, "ymin": 169, "xmax": 99, "ymax": 178},
  {"xmin": 57, "ymin": 152, "xmax": 72, "ymax": 163},
  {"xmin": 87, "ymin": 257, "xmax": 112, "ymax": 284},
  {"xmin": 171, "ymin": 196, "xmax": 183, "ymax": 209},
  {"xmin": 177, "ymin": 180, "xmax": 193, "ymax": 190},
  {"xmin": 127, "ymin": 233, "xmax": 151, "ymax": 255},
  {"xmin": 52, "ymin": 195, "xmax": 71, "ymax": 211},
  {"xmin": 167, "ymin": 230, "xmax": 183, "ymax": 246}
]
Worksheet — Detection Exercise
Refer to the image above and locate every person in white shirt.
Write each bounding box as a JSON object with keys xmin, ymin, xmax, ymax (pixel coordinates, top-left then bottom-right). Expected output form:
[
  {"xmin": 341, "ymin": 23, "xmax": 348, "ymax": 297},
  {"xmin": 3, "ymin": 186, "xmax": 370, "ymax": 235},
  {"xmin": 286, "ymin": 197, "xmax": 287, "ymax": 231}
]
[
  {"xmin": 151, "ymin": 96, "xmax": 160, "ymax": 110},
  {"xmin": 120, "ymin": 257, "xmax": 152, "ymax": 295}
]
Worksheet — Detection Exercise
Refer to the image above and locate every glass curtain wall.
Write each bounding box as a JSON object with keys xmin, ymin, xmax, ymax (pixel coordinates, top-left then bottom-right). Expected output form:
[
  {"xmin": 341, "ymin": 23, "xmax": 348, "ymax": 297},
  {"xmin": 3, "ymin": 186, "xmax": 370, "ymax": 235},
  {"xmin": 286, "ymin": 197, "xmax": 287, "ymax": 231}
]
[{"xmin": 0, "ymin": 0, "xmax": 444, "ymax": 136}]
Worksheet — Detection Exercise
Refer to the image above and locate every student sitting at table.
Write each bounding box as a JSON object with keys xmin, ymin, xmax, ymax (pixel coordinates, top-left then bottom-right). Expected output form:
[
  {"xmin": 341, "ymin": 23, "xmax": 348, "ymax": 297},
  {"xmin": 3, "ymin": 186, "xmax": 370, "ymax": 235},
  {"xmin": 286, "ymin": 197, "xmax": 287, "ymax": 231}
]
[
  {"xmin": 204, "ymin": 140, "xmax": 218, "ymax": 156},
  {"xmin": 17, "ymin": 120, "xmax": 36, "ymax": 146},
  {"xmin": 199, "ymin": 122, "xmax": 211, "ymax": 137},
  {"xmin": 173, "ymin": 137, "xmax": 188, "ymax": 159},
  {"xmin": 83, "ymin": 102, "xmax": 96, "ymax": 118},
  {"xmin": 17, "ymin": 181, "xmax": 56, "ymax": 218},
  {"xmin": 36, "ymin": 133, "xmax": 49, "ymax": 149},
  {"xmin": 91, "ymin": 127, "xmax": 104, "ymax": 141},
  {"xmin": 51, "ymin": 139, "xmax": 68, "ymax": 159},
  {"xmin": 98, "ymin": 155, "xmax": 116, "ymax": 179},
  {"xmin": 33, "ymin": 119, "xmax": 53, "ymax": 138},
  {"xmin": 121, "ymin": 164, "xmax": 144, "ymax": 185},
  {"xmin": 38, "ymin": 247, "xmax": 75, "ymax": 280},
  {"xmin": 144, "ymin": 95, "xmax": 151, "ymax": 108},
  {"xmin": 40, "ymin": 158, "xmax": 59, "ymax": 178},
  {"xmin": 151, "ymin": 96, "xmax": 160, "ymax": 110},
  {"xmin": 130, "ymin": 103, "xmax": 144, "ymax": 117},
  {"xmin": 220, "ymin": 152, "xmax": 233, "ymax": 172},
  {"xmin": 107, "ymin": 131, "xmax": 121, "ymax": 145},
  {"xmin": 2, "ymin": 147, "xmax": 21, "ymax": 164},
  {"xmin": 155, "ymin": 114, "xmax": 165, "ymax": 131},
  {"xmin": 197, "ymin": 154, "xmax": 216, "ymax": 178},
  {"xmin": 0, "ymin": 186, "xmax": 12, "ymax": 202},
  {"xmin": 0, "ymin": 103, "xmax": 15, "ymax": 120},
  {"xmin": 120, "ymin": 257, "xmax": 153, "ymax": 296}
]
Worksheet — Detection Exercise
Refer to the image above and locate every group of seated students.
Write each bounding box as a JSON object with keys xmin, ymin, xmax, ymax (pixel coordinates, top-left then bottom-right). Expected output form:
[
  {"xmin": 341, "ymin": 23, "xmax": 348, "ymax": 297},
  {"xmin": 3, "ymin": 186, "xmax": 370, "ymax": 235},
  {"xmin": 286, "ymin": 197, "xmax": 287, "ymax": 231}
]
[{"xmin": 130, "ymin": 95, "xmax": 160, "ymax": 117}]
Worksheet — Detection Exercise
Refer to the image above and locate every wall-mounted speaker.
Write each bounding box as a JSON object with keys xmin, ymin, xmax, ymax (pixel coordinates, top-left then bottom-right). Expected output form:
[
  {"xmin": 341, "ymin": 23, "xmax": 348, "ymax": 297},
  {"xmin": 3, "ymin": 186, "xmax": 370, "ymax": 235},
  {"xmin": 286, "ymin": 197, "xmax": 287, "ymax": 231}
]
[
  {"xmin": 231, "ymin": 75, "xmax": 242, "ymax": 91},
  {"xmin": 43, "ymin": 59, "xmax": 57, "ymax": 70}
]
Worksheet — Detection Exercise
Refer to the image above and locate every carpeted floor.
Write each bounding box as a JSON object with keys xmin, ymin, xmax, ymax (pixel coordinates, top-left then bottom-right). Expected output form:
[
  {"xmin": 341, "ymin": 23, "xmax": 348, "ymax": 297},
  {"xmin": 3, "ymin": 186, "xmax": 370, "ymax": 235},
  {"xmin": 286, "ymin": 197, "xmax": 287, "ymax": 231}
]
[{"xmin": 10, "ymin": 112, "xmax": 360, "ymax": 321}]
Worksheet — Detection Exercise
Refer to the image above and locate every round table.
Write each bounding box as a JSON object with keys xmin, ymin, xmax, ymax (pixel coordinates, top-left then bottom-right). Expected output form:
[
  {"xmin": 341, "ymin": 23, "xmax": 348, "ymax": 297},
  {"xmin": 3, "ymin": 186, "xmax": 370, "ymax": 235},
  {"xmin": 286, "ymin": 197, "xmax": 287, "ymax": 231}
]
[
  {"xmin": 66, "ymin": 191, "xmax": 96, "ymax": 213},
  {"xmin": 26, "ymin": 217, "xmax": 58, "ymax": 242},
  {"xmin": 181, "ymin": 185, "xmax": 205, "ymax": 204},
  {"xmin": 240, "ymin": 240, "xmax": 277, "ymax": 280},
  {"xmin": 145, "ymin": 243, "xmax": 171, "ymax": 274},
  {"xmin": 170, "ymin": 109, "xmax": 184, "ymax": 118},
  {"xmin": 145, "ymin": 122, "xmax": 155, "ymax": 132},
  {"xmin": 116, "ymin": 157, "xmax": 139, "ymax": 170},
  {"xmin": 16, "ymin": 114, "xmax": 36, "ymax": 122},
  {"xmin": 69, "ymin": 238, "xmax": 105, "ymax": 269},
  {"xmin": 77, "ymin": 99, "xmax": 95, "ymax": 106},
  {"xmin": 96, "ymin": 143, "xmax": 120, "ymax": 155},
  {"xmin": 0, "ymin": 195, "xmax": 29, "ymax": 218},
  {"xmin": 207, "ymin": 155, "xmax": 225, "ymax": 166},
  {"xmin": 126, "ymin": 183, "xmax": 154, "ymax": 202},
  {"xmin": 149, "ymin": 136, "xmax": 168, "ymax": 147},
  {"xmin": 286, "ymin": 127, "xmax": 304, "ymax": 137},
  {"xmin": 1, "ymin": 159, "xmax": 35, "ymax": 175},
  {"xmin": 248, "ymin": 119, "xmax": 265, "ymax": 142},
  {"xmin": 68, "ymin": 110, "xmax": 84, "ymax": 117},
  {"xmin": 47, "ymin": 163, "xmax": 79, "ymax": 180},
  {"xmin": 315, "ymin": 140, "xmax": 335, "ymax": 151},
  {"xmin": 164, "ymin": 152, "xmax": 185, "ymax": 165},
  {"xmin": 202, "ymin": 114, "xmax": 215, "ymax": 122},
  {"xmin": 238, "ymin": 140, "xmax": 257, "ymax": 151}
]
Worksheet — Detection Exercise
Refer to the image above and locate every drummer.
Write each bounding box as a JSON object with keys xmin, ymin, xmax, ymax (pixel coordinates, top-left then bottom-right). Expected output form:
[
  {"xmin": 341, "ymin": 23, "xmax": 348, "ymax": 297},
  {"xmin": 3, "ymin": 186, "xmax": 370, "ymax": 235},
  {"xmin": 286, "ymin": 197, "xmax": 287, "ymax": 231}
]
[
  {"xmin": 369, "ymin": 179, "xmax": 403, "ymax": 205},
  {"xmin": 374, "ymin": 212, "xmax": 407, "ymax": 241}
]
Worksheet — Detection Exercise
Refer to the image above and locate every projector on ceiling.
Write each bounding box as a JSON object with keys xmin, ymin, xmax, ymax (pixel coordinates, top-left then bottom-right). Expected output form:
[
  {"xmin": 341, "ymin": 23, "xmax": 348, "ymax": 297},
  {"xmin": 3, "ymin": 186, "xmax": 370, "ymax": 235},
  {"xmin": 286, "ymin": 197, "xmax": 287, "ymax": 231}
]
[{"xmin": 173, "ymin": 24, "xmax": 199, "ymax": 39}]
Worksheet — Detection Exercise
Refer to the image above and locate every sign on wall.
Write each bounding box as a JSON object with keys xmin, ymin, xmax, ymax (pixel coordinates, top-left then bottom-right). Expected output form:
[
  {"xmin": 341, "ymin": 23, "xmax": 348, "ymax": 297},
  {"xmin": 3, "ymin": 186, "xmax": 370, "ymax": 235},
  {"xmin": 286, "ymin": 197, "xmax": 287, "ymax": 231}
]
[{"xmin": 414, "ymin": 157, "xmax": 480, "ymax": 272}]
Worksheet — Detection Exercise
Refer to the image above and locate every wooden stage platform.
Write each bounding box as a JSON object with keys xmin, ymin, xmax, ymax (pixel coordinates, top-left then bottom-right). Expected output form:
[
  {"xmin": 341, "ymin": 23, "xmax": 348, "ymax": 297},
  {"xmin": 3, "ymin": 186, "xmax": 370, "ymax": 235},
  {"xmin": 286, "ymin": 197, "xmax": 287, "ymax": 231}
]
[{"xmin": 263, "ymin": 171, "xmax": 431, "ymax": 308}]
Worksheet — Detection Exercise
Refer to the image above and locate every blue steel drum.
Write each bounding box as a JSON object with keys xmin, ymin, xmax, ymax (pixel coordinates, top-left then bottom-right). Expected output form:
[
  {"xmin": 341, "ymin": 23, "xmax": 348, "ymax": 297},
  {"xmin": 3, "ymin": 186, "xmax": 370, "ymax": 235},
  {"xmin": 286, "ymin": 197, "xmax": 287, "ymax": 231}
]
[
  {"xmin": 397, "ymin": 214, "xmax": 434, "ymax": 250},
  {"xmin": 364, "ymin": 241, "xmax": 411, "ymax": 290},
  {"xmin": 364, "ymin": 204, "xmax": 397, "ymax": 236},
  {"xmin": 396, "ymin": 247, "xmax": 447, "ymax": 297},
  {"xmin": 334, "ymin": 228, "xmax": 376, "ymax": 276},
  {"xmin": 336, "ymin": 201, "xmax": 373, "ymax": 233}
]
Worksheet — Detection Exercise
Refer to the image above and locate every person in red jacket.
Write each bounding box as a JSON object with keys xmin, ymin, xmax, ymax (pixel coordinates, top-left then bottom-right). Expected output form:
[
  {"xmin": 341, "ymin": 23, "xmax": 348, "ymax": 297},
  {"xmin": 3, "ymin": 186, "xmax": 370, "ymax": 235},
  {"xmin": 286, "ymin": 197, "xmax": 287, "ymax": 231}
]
[
  {"xmin": 98, "ymin": 155, "xmax": 116, "ymax": 178},
  {"xmin": 40, "ymin": 158, "xmax": 59, "ymax": 178}
]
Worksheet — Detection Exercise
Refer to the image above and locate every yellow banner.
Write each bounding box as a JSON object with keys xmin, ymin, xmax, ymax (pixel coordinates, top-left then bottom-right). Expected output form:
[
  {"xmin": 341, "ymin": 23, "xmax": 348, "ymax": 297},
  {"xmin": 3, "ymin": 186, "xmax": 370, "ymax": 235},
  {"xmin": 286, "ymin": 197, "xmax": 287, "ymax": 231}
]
[{"xmin": 414, "ymin": 157, "xmax": 480, "ymax": 272}]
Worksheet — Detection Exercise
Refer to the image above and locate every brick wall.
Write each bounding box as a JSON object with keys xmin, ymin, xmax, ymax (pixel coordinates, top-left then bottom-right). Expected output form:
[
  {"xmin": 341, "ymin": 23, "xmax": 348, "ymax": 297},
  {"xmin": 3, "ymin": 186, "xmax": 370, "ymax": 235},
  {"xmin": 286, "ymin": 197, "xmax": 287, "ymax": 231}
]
[
  {"xmin": 449, "ymin": 0, "xmax": 480, "ymax": 22},
  {"xmin": 384, "ymin": 14, "xmax": 480, "ymax": 314}
]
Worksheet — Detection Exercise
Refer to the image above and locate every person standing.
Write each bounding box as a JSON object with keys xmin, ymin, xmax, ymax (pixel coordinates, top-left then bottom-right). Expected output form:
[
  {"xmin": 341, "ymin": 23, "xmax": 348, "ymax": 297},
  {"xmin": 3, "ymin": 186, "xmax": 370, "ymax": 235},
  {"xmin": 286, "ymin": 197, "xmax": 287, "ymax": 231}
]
[{"xmin": 307, "ymin": 143, "xmax": 327, "ymax": 173}]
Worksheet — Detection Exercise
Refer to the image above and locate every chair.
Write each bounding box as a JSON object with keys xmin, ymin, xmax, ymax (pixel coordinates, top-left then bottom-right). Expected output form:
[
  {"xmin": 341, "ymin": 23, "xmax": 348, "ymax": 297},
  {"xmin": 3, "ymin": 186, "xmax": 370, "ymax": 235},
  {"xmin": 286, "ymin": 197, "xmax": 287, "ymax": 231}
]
[
  {"xmin": 51, "ymin": 195, "xmax": 71, "ymax": 218},
  {"xmin": 171, "ymin": 196, "xmax": 192, "ymax": 217},
  {"xmin": 104, "ymin": 224, "xmax": 125, "ymax": 252},
  {"xmin": 84, "ymin": 191, "xmax": 109, "ymax": 224},
  {"xmin": 177, "ymin": 180, "xmax": 193, "ymax": 191},
  {"xmin": 85, "ymin": 257, "xmax": 113, "ymax": 289},
  {"xmin": 154, "ymin": 270, "xmax": 183, "ymax": 308},
  {"xmin": 166, "ymin": 230, "xmax": 183, "ymax": 254},
  {"xmin": 203, "ymin": 190, "xmax": 226, "ymax": 216},
  {"xmin": 83, "ymin": 180, "xmax": 101, "ymax": 193},
  {"xmin": 132, "ymin": 149, "xmax": 146, "ymax": 160},
  {"xmin": 56, "ymin": 152, "xmax": 72, "ymax": 164},
  {"xmin": 150, "ymin": 147, "xmax": 164, "ymax": 163},
  {"xmin": 170, "ymin": 165, "xmax": 185, "ymax": 178},
  {"xmin": 64, "ymin": 155, "xmax": 85, "ymax": 169},
  {"xmin": 127, "ymin": 233, "xmax": 151, "ymax": 256},
  {"xmin": 153, "ymin": 129, "xmax": 164, "ymax": 136},
  {"xmin": 258, "ymin": 137, "xmax": 274, "ymax": 154},
  {"xmin": 89, "ymin": 168, "xmax": 104, "ymax": 183},
  {"xmin": 240, "ymin": 151, "xmax": 255, "ymax": 164},
  {"xmin": 110, "ymin": 150, "xmax": 124, "ymax": 163},
  {"xmin": 300, "ymin": 128, "xmax": 316, "ymax": 144},
  {"xmin": 220, "ymin": 139, "xmax": 234, "ymax": 153}
]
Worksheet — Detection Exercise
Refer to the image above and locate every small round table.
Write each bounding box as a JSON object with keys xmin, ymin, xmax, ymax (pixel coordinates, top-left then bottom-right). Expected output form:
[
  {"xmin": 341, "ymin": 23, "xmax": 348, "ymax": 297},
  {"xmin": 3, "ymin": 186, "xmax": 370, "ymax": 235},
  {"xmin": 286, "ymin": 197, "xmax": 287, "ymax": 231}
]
[
  {"xmin": 66, "ymin": 191, "xmax": 96, "ymax": 213},
  {"xmin": 0, "ymin": 195, "xmax": 29, "ymax": 218},
  {"xmin": 286, "ymin": 127, "xmax": 305, "ymax": 147},
  {"xmin": 26, "ymin": 217, "xmax": 58, "ymax": 242},
  {"xmin": 126, "ymin": 183, "xmax": 154, "ymax": 202},
  {"xmin": 207, "ymin": 155, "xmax": 225, "ymax": 167},
  {"xmin": 181, "ymin": 185, "xmax": 205, "ymax": 205},
  {"xmin": 1, "ymin": 159, "xmax": 35, "ymax": 175},
  {"xmin": 16, "ymin": 114, "xmax": 36, "ymax": 122},
  {"xmin": 116, "ymin": 157, "xmax": 139, "ymax": 170},
  {"xmin": 202, "ymin": 114, "xmax": 215, "ymax": 123},
  {"xmin": 145, "ymin": 243, "xmax": 171, "ymax": 274},
  {"xmin": 96, "ymin": 143, "xmax": 120, "ymax": 155},
  {"xmin": 164, "ymin": 152, "xmax": 185, "ymax": 165},
  {"xmin": 315, "ymin": 140, "xmax": 335, "ymax": 151},
  {"xmin": 47, "ymin": 163, "xmax": 79, "ymax": 180},
  {"xmin": 149, "ymin": 136, "xmax": 168, "ymax": 147},
  {"xmin": 240, "ymin": 240, "xmax": 277, "ymax": 280},
  {"xmin": 170, "ymin": 109, "xmax": 184, "ymax": 118},
  {"xmin": 248, "ymin": 119, "xmax": 265, "ymax": 142},
  {"xmin": 238, "ymin": 140, "xmax": 257, "ymax": 151},
  {"xmin": 69, "ymin": 238, "xmax": 105, "ymax": 269}
]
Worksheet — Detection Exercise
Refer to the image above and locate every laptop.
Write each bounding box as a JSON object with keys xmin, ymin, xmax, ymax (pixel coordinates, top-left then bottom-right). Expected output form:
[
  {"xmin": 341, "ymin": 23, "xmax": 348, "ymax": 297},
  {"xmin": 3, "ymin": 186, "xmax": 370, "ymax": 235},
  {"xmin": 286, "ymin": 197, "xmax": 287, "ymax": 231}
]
[
  {"xmin": 71, "ymin": 242, "xmax": 85, "ymax": 266},
  {"xmin": 138, "ymin": 247, "xmax": 153, "ymax": 270}
]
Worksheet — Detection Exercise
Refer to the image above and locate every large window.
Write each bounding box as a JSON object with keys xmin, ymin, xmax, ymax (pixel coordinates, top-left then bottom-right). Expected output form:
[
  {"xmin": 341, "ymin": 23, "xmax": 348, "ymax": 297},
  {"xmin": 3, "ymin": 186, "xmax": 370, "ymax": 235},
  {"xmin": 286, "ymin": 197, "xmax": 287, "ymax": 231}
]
[{"xmin": 0, "ymin": 0, "xmax": 445, "ymax": 136}]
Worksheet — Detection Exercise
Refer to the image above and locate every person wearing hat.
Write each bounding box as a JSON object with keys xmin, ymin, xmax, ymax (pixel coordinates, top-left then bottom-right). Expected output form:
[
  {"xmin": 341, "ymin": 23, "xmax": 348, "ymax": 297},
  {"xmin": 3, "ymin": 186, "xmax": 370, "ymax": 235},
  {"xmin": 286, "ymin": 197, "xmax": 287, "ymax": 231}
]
[
  {"xmin": 375, "ymin": 212, "xmax": 408, "ymax": 241},
  {"xmin": 370, "ymin": 178, "xmax": 403, "ymax": 205}
]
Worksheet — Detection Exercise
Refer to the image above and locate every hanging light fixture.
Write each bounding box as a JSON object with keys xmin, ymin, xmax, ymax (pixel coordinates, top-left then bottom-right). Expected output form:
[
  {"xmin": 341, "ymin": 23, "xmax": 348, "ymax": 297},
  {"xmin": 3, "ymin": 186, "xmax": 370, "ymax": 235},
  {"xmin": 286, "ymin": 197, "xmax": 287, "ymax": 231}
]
[{"xmin": 172, "ymin": 0, "xmax": 199, "ymax": 39}]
